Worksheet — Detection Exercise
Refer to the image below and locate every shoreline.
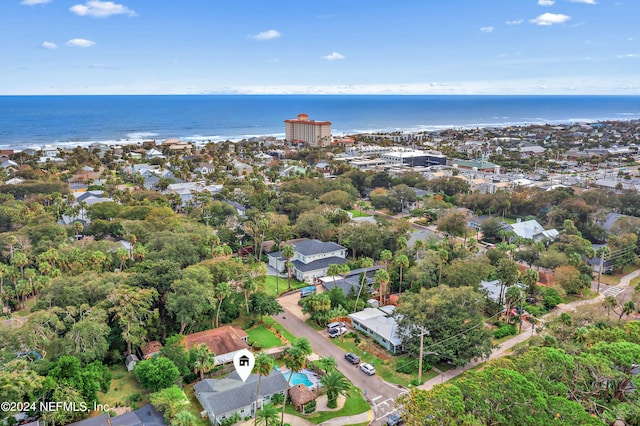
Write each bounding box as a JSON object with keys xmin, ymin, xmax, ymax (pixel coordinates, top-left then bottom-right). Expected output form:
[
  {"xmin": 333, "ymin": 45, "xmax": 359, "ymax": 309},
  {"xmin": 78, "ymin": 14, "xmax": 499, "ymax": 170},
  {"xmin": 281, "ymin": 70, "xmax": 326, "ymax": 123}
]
[{"xmin": 2, "ymin": 117, "xmax": 640, "ymax": 153}]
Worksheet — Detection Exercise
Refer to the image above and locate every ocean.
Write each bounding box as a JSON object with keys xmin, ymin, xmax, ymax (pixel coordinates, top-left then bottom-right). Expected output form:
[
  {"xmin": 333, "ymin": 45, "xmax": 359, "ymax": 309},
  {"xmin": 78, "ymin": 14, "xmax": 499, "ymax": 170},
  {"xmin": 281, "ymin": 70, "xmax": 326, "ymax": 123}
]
[{"xmin": 1, "ymin": 95, "xmax": 640, "ymax": 150}]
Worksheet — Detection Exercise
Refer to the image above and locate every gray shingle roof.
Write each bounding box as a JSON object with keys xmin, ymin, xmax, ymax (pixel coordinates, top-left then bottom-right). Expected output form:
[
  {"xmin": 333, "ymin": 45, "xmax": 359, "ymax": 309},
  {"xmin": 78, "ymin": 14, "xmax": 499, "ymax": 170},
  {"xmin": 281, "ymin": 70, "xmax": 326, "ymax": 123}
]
[
  {"xmin": 293, "ymin": 257, "xmax": 348, "ymax": 273},
  {"xmin": 292, "ymin": 240, "xmax": 345, "ymax": 256},
  {"xmin": 195, "ymin": 370, "xmax": 289, "ymax": 418}
]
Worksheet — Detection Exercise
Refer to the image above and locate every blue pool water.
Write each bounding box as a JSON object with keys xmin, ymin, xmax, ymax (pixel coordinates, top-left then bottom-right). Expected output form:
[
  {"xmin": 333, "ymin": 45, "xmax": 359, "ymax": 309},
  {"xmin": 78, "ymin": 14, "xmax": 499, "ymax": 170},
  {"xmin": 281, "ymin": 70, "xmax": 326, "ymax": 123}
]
[
  {"xmin": 285, "ymin": 371, "xmax": 313, "ymax": 387},
  {"xmin": 275, "ymin": 365, "xmax": 314, "ymax": 387}
]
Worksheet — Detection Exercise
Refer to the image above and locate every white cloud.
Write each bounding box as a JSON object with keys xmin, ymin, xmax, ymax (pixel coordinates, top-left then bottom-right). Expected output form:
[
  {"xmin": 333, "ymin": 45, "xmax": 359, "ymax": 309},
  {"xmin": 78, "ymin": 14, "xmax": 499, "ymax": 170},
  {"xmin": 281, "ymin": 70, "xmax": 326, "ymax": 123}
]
[
  {"xmin": 480, "ymin": 26, "xmax": 494, "ymax": 33},
  {"xmin": 506, "ymin": 19, "xmax": 523, "ymax": 25},
  {"xmin": 41, "ymin": 41, "xmax": 58, "ymax": 49},
  {"xmin": 538, "ymin": 0, "xmax": 554, "ymax": 5},
  {"xmin": 617, "ymin": 53, "xmax": 639, "ymax": 58},
  {"xmin": 65, "ymin": 38, "xmax": 96, "ymax": 47},
  {"xmin": 20, "ymin": 0, "xmax": 50, "ymax": 4},
  {"xmin": 570, "ymin": 0, "xmax": 597, "ymax": 4},
  {"xmin": 249, "ymin": 30, "xmax": 281, "ymax": 41},
  {"xmin": 530, "ymin": 13, "xmax": 571, "ymax": 26},
  {"xmin": 70, "ymin": 1, "xmax": 136, "ymax": 18},
  {"xmin": 323, "ymin": 52, "xmax": 345, "ymax": 61}
]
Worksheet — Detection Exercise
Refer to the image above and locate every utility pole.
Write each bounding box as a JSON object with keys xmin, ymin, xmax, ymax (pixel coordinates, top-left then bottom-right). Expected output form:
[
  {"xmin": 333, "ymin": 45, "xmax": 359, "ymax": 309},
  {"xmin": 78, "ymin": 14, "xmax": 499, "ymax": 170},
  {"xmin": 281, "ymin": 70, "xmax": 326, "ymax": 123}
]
[{"xmin": 418, "ymin": 326, "xmax": 429, "ymax": 384}]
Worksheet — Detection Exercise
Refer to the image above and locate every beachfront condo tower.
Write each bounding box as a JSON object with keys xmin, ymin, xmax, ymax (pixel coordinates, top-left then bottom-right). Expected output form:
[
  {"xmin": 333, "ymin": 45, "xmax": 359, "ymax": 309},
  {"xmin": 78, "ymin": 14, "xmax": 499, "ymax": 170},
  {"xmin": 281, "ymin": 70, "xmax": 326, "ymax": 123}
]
[{"xmin": 284, "ymin": 113, "xmax": 332, "ymax": 147}]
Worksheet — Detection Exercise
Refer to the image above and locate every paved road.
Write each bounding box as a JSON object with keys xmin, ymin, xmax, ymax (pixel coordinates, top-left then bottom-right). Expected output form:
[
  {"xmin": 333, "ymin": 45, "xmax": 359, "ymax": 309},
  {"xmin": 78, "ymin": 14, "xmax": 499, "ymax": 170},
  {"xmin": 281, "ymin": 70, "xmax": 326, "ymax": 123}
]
[{"xmin": 272, "ymin": 304, "xmax": 405, "ymax": 425}]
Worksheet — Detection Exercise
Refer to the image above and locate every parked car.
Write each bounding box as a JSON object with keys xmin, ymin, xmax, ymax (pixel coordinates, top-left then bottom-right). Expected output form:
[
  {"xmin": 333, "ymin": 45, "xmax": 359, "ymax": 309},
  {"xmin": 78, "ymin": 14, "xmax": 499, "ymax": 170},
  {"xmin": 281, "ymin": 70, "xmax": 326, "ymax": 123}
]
[
  {"xmin": 360, "ymin": 363, "xmax": 376, "ymax": 375},
  {"xmin": 344, "ymin": 352, "xmax": 360, "ymax": 364},
  {"xmin": 386, "ymin": 413, "xmax": 403, "ymax": 426},
  {"xmin": 300, "ymin": 285, "xmax": 316, "ymax": 298},
  {"xmin": 328, "ymin": 326, "xmax": 347, "ymax": 338},
  {"xmin": 326, "ymin": 321, "xmax": 346, "ymax": 331}
]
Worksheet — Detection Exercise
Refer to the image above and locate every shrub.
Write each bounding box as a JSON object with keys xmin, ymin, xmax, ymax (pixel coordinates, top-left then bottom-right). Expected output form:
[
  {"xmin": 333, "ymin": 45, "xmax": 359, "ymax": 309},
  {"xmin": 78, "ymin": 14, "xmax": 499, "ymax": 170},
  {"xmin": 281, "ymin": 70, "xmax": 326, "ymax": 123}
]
[
  {"xmin": 397, "ymin": 361, "xmax": 416, "ymax": 374},
  {"xmin": 271, "ymin": 393, "xmax": 284, "ymax": 405},
  {"xmin": 543, "ymin": 288, "xmax": 563, "ymax": 310},
  {"xmin": 354, "ymin": 336, "xmax": 361, "ymax": 344},
  {"xmin": 344, "ymin": 332, "xmax": 357, "ymax": 339},
  {"xmin": 411, "ymin": 379, "xmax": 420, "ymax": 386},
  {"xmin": 494, "ymin": 325, "xmax": 517, "ymax": 339},
  {"xmin": 303, "ymin": 400, "xmax": 316, "ymax": 414}
]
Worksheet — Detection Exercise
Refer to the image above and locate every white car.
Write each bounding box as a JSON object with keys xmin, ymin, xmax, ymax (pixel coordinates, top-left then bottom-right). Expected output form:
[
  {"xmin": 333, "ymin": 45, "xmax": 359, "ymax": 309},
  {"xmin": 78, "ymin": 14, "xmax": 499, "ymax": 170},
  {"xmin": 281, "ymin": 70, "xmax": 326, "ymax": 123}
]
[
  {"xmin": 328, "ymin": 326, "xmax": 347, "ymax": 338},
  {"xmin": 360, "ymin": 363, "xmax": 376, "ymax": 376}
]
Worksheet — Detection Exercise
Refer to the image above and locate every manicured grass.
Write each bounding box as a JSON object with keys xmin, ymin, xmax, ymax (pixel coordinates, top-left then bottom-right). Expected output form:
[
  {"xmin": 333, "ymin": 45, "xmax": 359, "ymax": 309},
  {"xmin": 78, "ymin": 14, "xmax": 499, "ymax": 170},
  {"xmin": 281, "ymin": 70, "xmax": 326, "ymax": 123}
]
[
  {"xmin": 598, "ymin": 265, "xmax": 638, "ymax": 286},
  {"xmin": 348, "ymin": 209, "xmax": 371, "ymax": 218},
  {"xmin": 263, "ymin": 317, "xmax": 297, "ymax": 344},
  {"xmin": 630, "ymin": 276, "xmax": 640, "ymax": 287},
  {"xmin": 285, "ymin": 385, "xmax": 370, "ymax": 424},
  {"xmin": 183, "ymin": 384, "xmax": 213, "ymax": 426},
  {"xmin": 97, "ymin": 366, "xmax": 149, "ymax": 410},
  {"xmin": 305, "ymin": 319, "xmax": 323, "ymax": 331},
  {"xmin": 330, "ymin": 333, "xmax": 436, "ymax": 387},
  {"xmin": 246, "ymin": 325, "xmax": 284, "ymax": 349},
  {"xmin": 562, "ymin": 289, "xmax": 599, "ymax": 304},
  {"xmin": 263, "ymin": 275, "xmax": 307, "ymax": 296},
  {"xmin": 345, "ymin": 422, "xmax": 370, "ymax": 426}
]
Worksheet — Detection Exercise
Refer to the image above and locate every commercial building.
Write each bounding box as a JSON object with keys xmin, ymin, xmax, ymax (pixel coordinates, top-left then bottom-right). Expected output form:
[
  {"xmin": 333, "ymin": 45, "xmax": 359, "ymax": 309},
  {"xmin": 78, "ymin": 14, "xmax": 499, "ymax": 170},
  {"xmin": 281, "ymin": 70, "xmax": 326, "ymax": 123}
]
[
  {"xmin": 380, "ymin": 150, "xmax": 446, "ymax": 167},
  {"xmin": 284, "ymin": 113, "xmax": 332, "ymax": 147}
]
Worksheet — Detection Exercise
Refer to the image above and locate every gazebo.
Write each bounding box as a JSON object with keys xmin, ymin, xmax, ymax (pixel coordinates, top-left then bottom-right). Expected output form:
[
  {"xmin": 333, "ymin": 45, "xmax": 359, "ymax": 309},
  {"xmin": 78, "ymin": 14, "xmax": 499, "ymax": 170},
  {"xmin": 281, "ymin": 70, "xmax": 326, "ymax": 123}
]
[{"xmin": 288, "ymin": 384, "xmax": 317, "ymax": 413}]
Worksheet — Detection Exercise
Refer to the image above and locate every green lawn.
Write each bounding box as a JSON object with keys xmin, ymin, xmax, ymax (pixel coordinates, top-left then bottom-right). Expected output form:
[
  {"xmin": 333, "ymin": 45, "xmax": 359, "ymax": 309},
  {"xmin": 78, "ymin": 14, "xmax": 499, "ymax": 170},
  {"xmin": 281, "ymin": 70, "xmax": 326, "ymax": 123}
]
[
  {"xmin": 246, "ymin": 325, "xmax": 284, "ymax": 349},
  {"xmin": 347, "ymin": 209, "xmax": 371, "ymax": 218},
  {"xmin": 183, "ymin": 384, "xmax": 214, "ymax": 426},
  {"xmin": 285, "ymin": 385, "xmax": 370, "ymax": 424},
  {"xmin": 597, "ymin": 265, "xmax": 638, "ymax": 286},
  {"xmin": 263, "ymin": 275, "xmax": 307, "ymax": 296},
  {"xmin": 262, "ymin": 317, "xmax": 297, "ymax": 344},
  {"xmin": 562, "ymin": 289, "xmax": 599, "ymax": 304},
  {"xmin": 330, "ymin": 333, "xmax": 436, "ymax": 387},
  {"xmin": 97, "ymin": 366, "xmax": 149, "ymax": 411}
]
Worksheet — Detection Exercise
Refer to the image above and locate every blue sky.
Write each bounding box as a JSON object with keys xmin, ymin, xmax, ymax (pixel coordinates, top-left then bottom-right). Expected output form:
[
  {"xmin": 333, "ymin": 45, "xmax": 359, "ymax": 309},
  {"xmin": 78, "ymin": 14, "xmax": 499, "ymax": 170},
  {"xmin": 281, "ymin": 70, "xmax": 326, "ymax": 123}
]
[{"xmin": 1, "ymin": 0, "xmax": 638, "ymax": 95}]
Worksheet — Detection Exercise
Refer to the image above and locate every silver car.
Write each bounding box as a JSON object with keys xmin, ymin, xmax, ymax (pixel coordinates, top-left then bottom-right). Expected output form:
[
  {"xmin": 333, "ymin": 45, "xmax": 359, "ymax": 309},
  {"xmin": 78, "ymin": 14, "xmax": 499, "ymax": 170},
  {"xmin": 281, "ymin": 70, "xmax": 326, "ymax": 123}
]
[{"xmin": 360, "ymin": 363, "xmax": 376, "ymax": 375}]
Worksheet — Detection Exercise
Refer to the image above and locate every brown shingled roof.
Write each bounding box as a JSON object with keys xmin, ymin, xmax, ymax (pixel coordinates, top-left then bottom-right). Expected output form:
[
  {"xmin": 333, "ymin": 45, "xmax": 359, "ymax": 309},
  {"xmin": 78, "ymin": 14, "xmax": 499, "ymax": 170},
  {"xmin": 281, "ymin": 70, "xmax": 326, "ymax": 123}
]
[{"xmin": 182, "ymin": 325, "xmax": 249, "ymax": 356}]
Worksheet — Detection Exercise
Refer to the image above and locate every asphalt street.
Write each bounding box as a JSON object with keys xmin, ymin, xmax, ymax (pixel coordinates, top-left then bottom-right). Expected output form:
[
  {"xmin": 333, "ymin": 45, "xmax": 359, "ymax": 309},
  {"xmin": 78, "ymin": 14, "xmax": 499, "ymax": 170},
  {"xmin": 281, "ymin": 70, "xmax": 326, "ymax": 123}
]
[{"xmin": 272, "ymin": 304, "xmax": 405, "ymax": 425}]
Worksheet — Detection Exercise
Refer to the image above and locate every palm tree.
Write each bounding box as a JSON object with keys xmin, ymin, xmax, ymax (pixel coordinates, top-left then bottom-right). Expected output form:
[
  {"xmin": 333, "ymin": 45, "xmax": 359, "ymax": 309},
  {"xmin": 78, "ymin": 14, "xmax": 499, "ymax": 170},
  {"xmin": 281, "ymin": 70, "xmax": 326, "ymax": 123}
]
[
  {"xmin": 213, "ymin": 281, "xmax": 232, "ymax": 328},
  {"xmin": 379, "ymin": 249, "xmax": 393, "ymax": 272},
  {"xmin": 327, "ymin": 263, "xmax": 342, "ymax": 295},
  {"xmin": 280, "ymin": 346, "xmax": 308, "ymax": 426},
  {"xmin": 394, "ymin": 254, "xmax": 409, "ymax": 294},
  {"xmin": 193, "ymin": 344, "xmax": 216, "ymax": 381},
  {"xmin": 437, "ymin": 248, "xmax": 449, "ymax": 286},
  {"xmin": 256, "ymin": 403, "xmax": 279, "ymax": 426},
  {"xmin": 354, "ymin": 257, "xmax": 373, "ymax": 313},
  {"xmin": 315, "ymin": 356, "xmax": 337, "ymax": 374},
  {"xmin": 253, "ymin": 353, "xmax": 275, "ymax": 426},
  {"xmin": 320, "ymin": 370, "xmax": 351, "ymax": 409},
  {"xmin": 374, "ymin": 269, "xmax": 390, "ymax": 304},
  {"xmin": 281, "ymin": 245, "xmax": 295, "ymax": 291}
]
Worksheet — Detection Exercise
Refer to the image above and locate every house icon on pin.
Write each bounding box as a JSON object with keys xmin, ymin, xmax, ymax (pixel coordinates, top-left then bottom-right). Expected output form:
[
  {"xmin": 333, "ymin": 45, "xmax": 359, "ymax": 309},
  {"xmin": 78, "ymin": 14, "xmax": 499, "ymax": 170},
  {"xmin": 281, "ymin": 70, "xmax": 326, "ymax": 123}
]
[{"xmin": 238, "ymin": 355, "xmax": 250, "ymax": 367}]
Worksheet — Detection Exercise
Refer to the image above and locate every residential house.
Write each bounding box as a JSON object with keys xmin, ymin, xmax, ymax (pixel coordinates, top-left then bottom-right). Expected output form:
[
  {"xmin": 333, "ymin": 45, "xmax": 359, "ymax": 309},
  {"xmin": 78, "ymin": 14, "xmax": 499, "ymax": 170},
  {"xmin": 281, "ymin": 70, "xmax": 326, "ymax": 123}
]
[
  {"xmin": 182, "ymin": 325, "xmax": 249, "ymax": 366},
  {"xmin": 68, "ymin": 405, "xmax": 165, "ymax": 426},
  {"xmin": 267, "ymin": 239, "xmax": 348, "ymax": 283},
  {"xmin": 348, "ymin": 306, "xmax": 403, "ymax": 354},
  {"xmin": 165, "ymin": 181, "xmax": 223, "ymax": 207},
  {"xmin": 194, "ymin": 370, "xmax": 289, "ymax": 425},
  {"xmin": 319, "ymin": 265, "xmax": 384, "ymax": 296},
  {"xmin": 139, "ymin": 341, "xmax": 163, "ymax": 359},
  {"xmin": 508, "ymin": 219, "xmax": 559, "ymax": 242}
]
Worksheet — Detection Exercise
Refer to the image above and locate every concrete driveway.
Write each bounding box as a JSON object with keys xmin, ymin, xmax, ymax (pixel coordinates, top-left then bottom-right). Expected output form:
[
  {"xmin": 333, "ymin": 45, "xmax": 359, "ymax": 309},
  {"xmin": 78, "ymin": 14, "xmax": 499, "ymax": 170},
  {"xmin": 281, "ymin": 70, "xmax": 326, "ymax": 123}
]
[{"xmin": 272, "ymin": 304, "xmax": 405, "ymax": 425}]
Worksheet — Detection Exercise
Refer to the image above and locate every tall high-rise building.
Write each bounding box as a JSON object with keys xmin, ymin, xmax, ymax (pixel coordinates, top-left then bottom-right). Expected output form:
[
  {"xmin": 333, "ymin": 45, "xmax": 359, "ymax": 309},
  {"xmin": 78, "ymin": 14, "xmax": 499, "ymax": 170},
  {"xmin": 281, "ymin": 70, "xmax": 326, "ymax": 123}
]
[{"xmin": 284, "ymin": 113, "xmax": 332, "ymax": 146}]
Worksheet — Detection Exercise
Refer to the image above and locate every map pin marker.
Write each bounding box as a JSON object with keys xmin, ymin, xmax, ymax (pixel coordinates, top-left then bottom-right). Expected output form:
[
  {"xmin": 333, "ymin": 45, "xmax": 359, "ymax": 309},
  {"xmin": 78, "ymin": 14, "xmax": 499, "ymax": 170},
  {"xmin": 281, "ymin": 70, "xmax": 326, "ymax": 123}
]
[{"xmin": 233, "ymin": 349, "xmax": 255, "ymax": 382}]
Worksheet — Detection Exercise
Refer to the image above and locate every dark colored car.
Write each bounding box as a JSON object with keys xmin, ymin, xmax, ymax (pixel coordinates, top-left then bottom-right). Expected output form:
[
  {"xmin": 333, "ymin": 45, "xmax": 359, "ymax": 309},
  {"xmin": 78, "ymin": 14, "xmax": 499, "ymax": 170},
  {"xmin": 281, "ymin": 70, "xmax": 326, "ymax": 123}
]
[
  {"xmin": 386, "ymin": 413, "xmax": 403, "ymax": 426},
  {"xmin": 344, "ymin": 352, "xmax": 360, "ymax": 364}
]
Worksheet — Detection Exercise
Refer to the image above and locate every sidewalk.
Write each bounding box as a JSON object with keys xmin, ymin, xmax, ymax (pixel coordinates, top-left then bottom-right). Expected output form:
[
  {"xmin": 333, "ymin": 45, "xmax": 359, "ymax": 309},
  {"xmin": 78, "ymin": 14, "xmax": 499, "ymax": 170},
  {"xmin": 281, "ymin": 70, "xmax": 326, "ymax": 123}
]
[
  {"xmin": 419, "ymin": 324, "xmax": 537, "ymax": 391},
  {"xmin": 419, "ymin": 267, "xmax": 640, "ymax": 391}
]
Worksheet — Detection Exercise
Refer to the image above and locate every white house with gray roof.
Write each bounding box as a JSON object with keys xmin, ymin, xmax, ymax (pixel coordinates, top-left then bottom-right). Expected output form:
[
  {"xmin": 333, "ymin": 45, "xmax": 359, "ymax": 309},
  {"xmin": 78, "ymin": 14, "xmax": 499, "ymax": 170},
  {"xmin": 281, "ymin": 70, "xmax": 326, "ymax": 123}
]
[
  {"xmin": 348, "ymin": 306, "xmax": 404, "ymax": 354},
  {"xmin": 267, "ymin": 239, "xmax": 347, "ymax": 283},
  {"xmin": 194, "ymin": 370, "xmax": 289, "ymax": 425}
]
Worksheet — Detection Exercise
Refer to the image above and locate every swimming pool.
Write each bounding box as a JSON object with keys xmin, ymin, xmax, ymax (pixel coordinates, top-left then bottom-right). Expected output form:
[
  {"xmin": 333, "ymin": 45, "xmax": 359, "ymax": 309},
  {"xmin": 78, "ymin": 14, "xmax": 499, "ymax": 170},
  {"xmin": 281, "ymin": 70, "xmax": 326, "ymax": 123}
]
[
  {"xmin": 284, "ymin": 371, "xmax": 313, "ymax": 387},
  {"xmin": 275, "ymin": 365, "xmax": 315, "ymax": 387}
]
